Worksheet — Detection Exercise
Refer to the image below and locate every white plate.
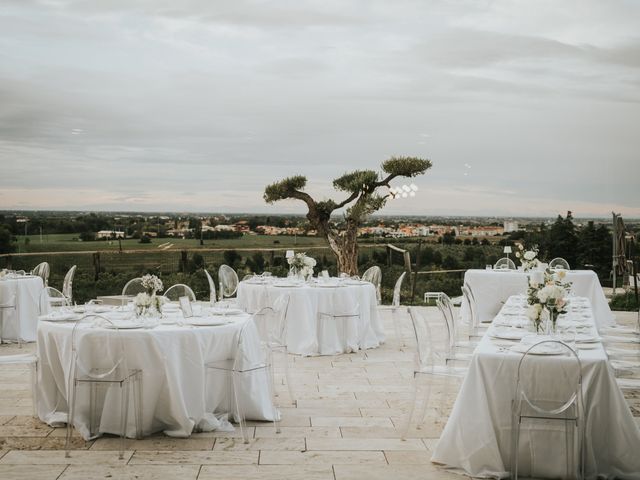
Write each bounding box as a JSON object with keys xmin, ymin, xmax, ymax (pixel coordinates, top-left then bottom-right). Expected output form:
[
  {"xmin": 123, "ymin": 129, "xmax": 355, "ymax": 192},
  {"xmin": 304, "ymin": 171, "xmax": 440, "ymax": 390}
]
[
  {"xmin": 208, "ymin": 307, "xmax": 244, "ymax": 315},
  {"xmin": 489, "ymin": 328, "xmax": 528, "ymax": 341},
  {"xmin": 510, "ymin": 342, "xmax": 566, "ymax": 355},
  {"xmin": 103, "ymin": 321, "xmax": 146, "ymax": 329},
  {"xmin": 40, "ymin": 313, "xmax": 80, "ymax": 322},
  {"xmin": 185, "ymin": 317, "xmax": 229, "ymax": 326},
  {"xmin": 273, "ymin": 283, "xmax": 303, "ymax": 288}
]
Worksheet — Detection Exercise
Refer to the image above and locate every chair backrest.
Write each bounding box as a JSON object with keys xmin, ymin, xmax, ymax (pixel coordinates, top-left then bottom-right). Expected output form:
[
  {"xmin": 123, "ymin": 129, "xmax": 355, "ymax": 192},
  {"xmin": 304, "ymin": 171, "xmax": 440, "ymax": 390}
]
[
  {"xmin": 392, "ymin": 272, "xmax": 407, "ymax": 307},
  {"xmin": 218, "ymin": 265, "xmax": 239, "ymax": 300},
  {"xmin": 231, "ymin": 313, "xmax": 269, "ymax": 372},
  {"xmin": 321, "ymin": 288, "xmax": 360, "ymax": 318},
  {"xmin": 62, "ymin": 265, "xmax": 77, "ymax": 302},
  {"xmin": 408, "ymin": 307, "xmax": 447, "ymax": 370},
  {"xmin": 494, "ymin": 258, "xmax": 516, "ymax": 270},
  {"xmin": 204, "ymin": 270, "xmax": 217, "ymax": 305},
  {"xmin": 252, "ymin": 294, "xmax": 290, "ymax": 346},
  {"xmin": 461, "ymin": 283, "xmax": 478, "ymax": 327},
  {"xmin": 121, "ymin": 278, "xmax": 146, "ymax": 297},
  {"xmin": 361, "ymin": 266, "xmax": 382, "ymax": 303},
  {"xmin": 515, "ymin": 340, "xmax": 582, "ymax": 417},
  {"xmin": 242, "ymin": 274, "xmax": 255, "ymax": 281},
  {"xmin": 31, "ymin": 262, "xmax": 50, "ymax": 286},
  {"xmin": 436, "ymin": 293, "xmax": 457, "ymax": 353},
  {"xmin": 549, "ymin": 257, "xmax": 571, "ymax": 270},
  {"xmin": 163, "ymin": 284, "xmax": 196, "ymax": 302},
  {"xmin": 71, "ymin": 314, "xmax": 129, "ymax": 382}
]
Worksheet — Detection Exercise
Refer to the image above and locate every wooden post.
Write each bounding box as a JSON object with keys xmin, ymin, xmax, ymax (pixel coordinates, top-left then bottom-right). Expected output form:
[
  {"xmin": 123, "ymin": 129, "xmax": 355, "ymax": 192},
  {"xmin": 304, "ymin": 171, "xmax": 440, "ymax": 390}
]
[
  {"xmin": 180, "ymin": 250, "xmax": 188, "ymax": 273},
  {"xmin": 410, "ymin": 240, "xmax": 422, "ymax": 306},
  {"xmin": 92, "ymin": 252, "xmax": 100, "ymax": 281}
]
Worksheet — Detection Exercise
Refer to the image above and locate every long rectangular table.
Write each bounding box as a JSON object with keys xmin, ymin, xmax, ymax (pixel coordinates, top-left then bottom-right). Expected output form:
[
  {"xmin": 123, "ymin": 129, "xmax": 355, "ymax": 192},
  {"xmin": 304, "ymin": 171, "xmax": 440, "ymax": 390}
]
[
  {"xmin": 461, "ymin": 269, "xmax": 614, "ymax": 329},
  {"xmin": 432, "ymin": 295, "xmax": 640, "ymax": 478}
]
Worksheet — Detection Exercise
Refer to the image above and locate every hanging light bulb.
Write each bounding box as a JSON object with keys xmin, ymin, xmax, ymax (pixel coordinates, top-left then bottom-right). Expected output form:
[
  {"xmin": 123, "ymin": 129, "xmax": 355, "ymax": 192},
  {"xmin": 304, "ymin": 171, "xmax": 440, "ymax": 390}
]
[
  {"xmin": 402, "ymin": 192, "xmax": 408, "ymax": 198},
  {"xmin": 402, "ymin": 185, "xmax": 411, "ymax": 193},
  {"xmin": 410, "ymin": 183, "xmax": 418, "ymax": 192},
  {"xmin": 409, "ymin": 191, "xmax": 416, "ymax": 197}
]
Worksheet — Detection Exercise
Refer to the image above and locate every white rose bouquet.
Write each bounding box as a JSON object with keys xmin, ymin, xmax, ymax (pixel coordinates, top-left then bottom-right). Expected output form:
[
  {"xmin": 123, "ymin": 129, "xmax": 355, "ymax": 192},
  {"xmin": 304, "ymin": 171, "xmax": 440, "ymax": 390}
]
[
  {"xmin": 526, "ymin": 267, "xmax": 571, "ymax": 332},
  {"xmin": 515, "ymin": 243, "xmax": 540, "ymax": 271},
  {"xmin": 141, "ymin": 274, "xmax": 164, "ymax": 295},
  {"xmin": 135, "ymin": 274, "xmax": 164, "ymax": 317},
  {"xmin": 287, "ymin": 252, "xmax": 316, "ymax": 278}
]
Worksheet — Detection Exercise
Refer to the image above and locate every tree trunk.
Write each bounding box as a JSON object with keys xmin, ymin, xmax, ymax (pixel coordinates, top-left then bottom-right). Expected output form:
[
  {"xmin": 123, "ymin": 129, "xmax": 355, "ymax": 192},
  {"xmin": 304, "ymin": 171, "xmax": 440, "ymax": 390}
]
[{"xmin": 326, "ymin": 227, "xmax": 359, "ymax": 276}]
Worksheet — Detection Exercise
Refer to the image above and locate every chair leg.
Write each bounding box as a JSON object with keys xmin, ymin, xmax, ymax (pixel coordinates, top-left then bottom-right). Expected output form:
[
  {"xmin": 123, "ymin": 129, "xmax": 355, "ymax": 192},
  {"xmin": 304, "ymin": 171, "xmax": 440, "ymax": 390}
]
[
  {"xmin": 282, "ymin": 347, "xmax": 296, "ymax": 406},
  {"xmin": 401, "ymin": 374, "xmax": 419, "ymax": 440},
  {"xmin": 231, "ymin": 372, "xmax": 248, "ymax": 444},
  {"xmin": 65, "ymin": 379, "xmax": 78, "ymax": 458},
  {"xmin": 317, "ymin": 316, "xmax": 325, "ymax": 355},
  {"xmin": 263, "ymin": 365, "xmax": 280, "ymax": 435},
  {"xmin": 133, "ymin": 374, "xmax": 143, "ymax": 439},
  {"xmin": 417, "ymin": 377, "xmax": 433, "ymax": 427},
  {"xmin": 90, "ymin": 383, "xmax": 98, "ymax": 437},
  {"xmin": 119, "ymin": 381, "xmax": 130, "ymax": 460},
  {"xmin": 29, "ymin": 361, "xmax": 38, "ymax": 418},
  {"xmin": 391, "ymin": 309, "xmax": 405, "ymax": 348}
]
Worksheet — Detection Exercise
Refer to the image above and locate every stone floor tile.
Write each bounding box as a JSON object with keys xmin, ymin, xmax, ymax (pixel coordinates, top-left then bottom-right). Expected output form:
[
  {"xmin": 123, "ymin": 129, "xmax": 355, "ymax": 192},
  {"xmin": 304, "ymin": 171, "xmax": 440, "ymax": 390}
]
[
  {"xmin": 244, "ymin": 416, "xmax": 310, "ymax": 427},
  {"xmin": 334, "ymin": 463, "xmax": 462, "ymax": 479},
  {"xmin": 60, "ymin": 464, "xmax": 200, "ymax": 479},
  {"xmin": 307, "ymin": 438, "xmax": 426, "ymax": 451},
  {"xmin": 385, "ymin": 450, "xmax": 434, "ymax": 464},
  {"xmin": 259, "ymin": 450, "xmax": 387, "ymax": 465},
  {"xmin": 254, "ymin": 426, "xmax": 340, "ymax": 438},
  {"xmin": 0, "ymin": 436, "xmax": 90, "ymax": 450},
  {"xmin": 198, "ymin": 464, "xmax": 334, "ymax": 480},
  {"xmin": 278, "ymin": 407, "xmax": 362, "ymax": 417},
  {"xmin": 128, "ymin": 450, "xmax": 258, "ymax": 465},
  {"xmin": 311, "ymin": 416, "xmax": 394, "ymax": 428},
  {"xmin": 214, "ymin": 437, "xmax": 305, "ymax": 451},
  {"xmin": 0, "ymin": 425, "xmax": 53, "ymax": 437},
  {"xmin": 90, "ymin": 437, "xmax": 214, "ymax": 451},
  {"xmin": 0, "ymin": 464, "xmax": 67, "ymax": 480},
  {"xmin": 0, "ymin": 449, "xmax": 133, "ymax": 465}
]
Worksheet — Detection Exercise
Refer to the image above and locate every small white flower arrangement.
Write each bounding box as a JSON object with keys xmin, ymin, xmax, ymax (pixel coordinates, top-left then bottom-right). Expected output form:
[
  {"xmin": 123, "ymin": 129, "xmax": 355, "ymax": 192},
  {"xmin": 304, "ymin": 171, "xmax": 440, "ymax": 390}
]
[
  {"xmin": 0, "ymin": 269, "xmax": 6, "ymax": 279},
  {"xmin": 135, "ymin": 274, "xmax": 164, "ymax": 317},
  {"xmin": 515, "ymin": 243, "xmax": 540, "ymax": 271},
  {"xmin": 287, "ymin": 252, "xmax": 316, "ymax": 278},
  {"xmin": 526, "ymin": 268, "xmax": 572, "ymax": 332},
  {"xmin": 141, "ymin": 274, "xmax": 163, "ymax": 295}
]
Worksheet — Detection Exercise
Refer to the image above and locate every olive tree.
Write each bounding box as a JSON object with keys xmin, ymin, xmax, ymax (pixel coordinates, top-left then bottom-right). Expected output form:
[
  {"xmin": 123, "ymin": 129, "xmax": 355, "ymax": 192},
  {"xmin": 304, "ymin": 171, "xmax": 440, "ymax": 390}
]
[{"xmin": 264, "ymin": 156, "xmax": 432, "ymax": 275}]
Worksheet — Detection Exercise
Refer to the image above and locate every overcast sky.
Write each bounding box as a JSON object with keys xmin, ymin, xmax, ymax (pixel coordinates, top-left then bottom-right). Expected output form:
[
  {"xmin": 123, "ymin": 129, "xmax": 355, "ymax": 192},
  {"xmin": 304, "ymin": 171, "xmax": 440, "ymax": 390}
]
[{"xmin": 1, "ymin": 0, "xmax": 638, "ymax": 217}]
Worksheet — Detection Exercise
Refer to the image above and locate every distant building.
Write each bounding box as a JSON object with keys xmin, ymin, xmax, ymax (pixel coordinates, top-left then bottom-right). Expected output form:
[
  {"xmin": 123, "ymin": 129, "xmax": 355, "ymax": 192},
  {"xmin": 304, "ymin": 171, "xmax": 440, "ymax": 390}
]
[
  {"xmin": 504, "ymin": 220, "xmax": 519, "ymax": 233},
  {"xmin": 96, "ymin": 230, "xmax": 125, "ymax": 239}
]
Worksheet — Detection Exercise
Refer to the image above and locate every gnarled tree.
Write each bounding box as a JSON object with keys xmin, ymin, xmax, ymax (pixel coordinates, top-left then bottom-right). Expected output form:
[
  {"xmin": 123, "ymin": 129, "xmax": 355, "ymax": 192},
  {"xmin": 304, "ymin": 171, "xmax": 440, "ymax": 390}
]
[{"xmin": 264, "ymin": 156, "xmax": 432, "ymax": 275}]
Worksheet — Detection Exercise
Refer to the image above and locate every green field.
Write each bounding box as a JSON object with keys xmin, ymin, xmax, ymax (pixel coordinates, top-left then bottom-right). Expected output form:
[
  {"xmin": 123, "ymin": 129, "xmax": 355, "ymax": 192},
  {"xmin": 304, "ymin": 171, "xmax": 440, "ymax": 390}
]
[{"xmin": 14, "ymin": 233, "xmax": 330, "ymax": 253}]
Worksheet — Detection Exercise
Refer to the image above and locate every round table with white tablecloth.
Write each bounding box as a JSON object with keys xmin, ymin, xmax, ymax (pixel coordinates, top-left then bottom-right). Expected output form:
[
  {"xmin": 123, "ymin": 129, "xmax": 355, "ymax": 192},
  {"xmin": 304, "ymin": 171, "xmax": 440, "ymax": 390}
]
[
  {"xmin": 237, "ymin": 278, "xmax": 384, "ymax": 356},
  {"xmin": 0, "ymin": 274, "xmax": 49, "ymax": 342},
  {"xmin": 37, "ymin": 307, "xmax": 277, "ymax": 439}
]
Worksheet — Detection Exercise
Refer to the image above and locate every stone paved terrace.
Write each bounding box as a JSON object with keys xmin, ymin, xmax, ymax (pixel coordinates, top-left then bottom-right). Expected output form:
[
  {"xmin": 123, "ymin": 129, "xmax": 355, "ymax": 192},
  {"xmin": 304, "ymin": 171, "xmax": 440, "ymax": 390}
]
[{"xmin": 0, "ymin": 308, "xmax": 638, "ymax": 480}]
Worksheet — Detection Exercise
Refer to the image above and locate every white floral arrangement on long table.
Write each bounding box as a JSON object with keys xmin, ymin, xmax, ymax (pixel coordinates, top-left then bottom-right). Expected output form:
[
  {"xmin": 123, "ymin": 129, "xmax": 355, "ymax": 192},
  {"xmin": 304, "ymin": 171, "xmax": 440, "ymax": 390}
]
[
  {"xmin": 287, "ymin": 252, "xmax": 316, "ymax": 278},
  {"xmin": 515, "ymin": 243, "xmax": 541, "ymax": 271},
  {"xmin": 525, "ymin": 268, "xmax": 572, "ymax": 333},
  {"xmin": 135, "ymin": 274, "xmax": 164, "ymax": 317}
]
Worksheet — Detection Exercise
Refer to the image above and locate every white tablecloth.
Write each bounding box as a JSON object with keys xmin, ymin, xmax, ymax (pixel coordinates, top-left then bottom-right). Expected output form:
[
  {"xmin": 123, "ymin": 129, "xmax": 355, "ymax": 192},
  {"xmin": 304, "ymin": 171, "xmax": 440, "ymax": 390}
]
[
  {"xmin": 433, "ymin": 296, "xmax": 640, "ymax": 479},
  {"xmin": 0, "ymin": 275, "xmax": 49, "ymax": 342},
  {"xmin": 237, "ymin": 279, "xmax": 384, "ymax": 356},
  {"xmin": 37, "ymin": 310, "xmax": 276, "ymax": 439},
  {"xmin": 461, "ymin": 269, "xmax": 614, "ymax": 329}
]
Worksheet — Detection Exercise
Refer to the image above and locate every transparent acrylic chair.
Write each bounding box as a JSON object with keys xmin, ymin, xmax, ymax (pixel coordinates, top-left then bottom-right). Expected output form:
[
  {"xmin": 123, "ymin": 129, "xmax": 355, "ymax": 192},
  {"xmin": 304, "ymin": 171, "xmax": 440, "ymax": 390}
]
[
  {"xmin": 461, "ymin": 283, "xmax": 487, "ymax": 338},
  {"xmin": 252, "ymin": 294, "xmax": 296, "ymax": 406},
  {"xmin": 402, "ymin": 307, "xmax": 467, "ymax": 440},
  {"xmin": 549, "ymin": 257, "xmax": 571, "ymax": 270},
  {"xmin": 361, "ymin": 266, "xmax": 382, "ymax": 304},
  {"xmin": 204, "ymin": 270, "xmax": 217, "ymax": 306},
  {"xmin": 494, "ymin": 258, "xmax": 516, "ymax": 270},
  {"xmin": 121, "ymin": 277, "xmax": 145, "ymax": 296},
  {"xmin": 317, "ymin": 288, "xmax": 361, "ymax": 355},
  {"xmin": 378, "ymin": 271, "xmax": 407, "ymax": 348},
  {"xmin": 511, "ymin": 340, "xmax": 584, "ymax": 480},
  {"xmin": 205, "ymin": 312, "xmax": 279, "ymax": 443},
  {"xmin": 42, "ymin": 286, "xmax": 71, "ymax": 308},
  {"xmin": 65, "ymin": 314, "xmax": 143, "ymax": 459},
  {"xmin": 62, "ymin": 265, "xmax": 77, "ymax": 304},
  {"xmin": 163, "ymin": 284, "xmax": 196, "ymax": 302},
  {"xmin": 218, "ymin": 265, "xmax": 239, "ymax": 304},
  {"xmin": 31, "ymin": 262, "xmax": 50, "ymax": 287},
  {"xmin": 436, "ymin": 293, "xmax": 476, "ymax": 363},
  {"xmin": 0, "ymin": 291, "xmax": 18, "ymax": 345}
]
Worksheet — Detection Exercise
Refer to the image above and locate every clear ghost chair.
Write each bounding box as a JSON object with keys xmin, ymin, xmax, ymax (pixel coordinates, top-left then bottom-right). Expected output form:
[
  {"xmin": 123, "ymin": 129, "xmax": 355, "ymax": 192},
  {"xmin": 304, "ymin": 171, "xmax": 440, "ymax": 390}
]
[
  {"xmin": 510, "ymin": 340, "xmax": 584, "ymax": 480},
  {"xmin": 218, "ymin": 265, "xmax": 239, "ymax": 303},
  {"xmin": 62, "ymin": 265, "xmax": 77, "ymax": 304},
  {"xmin": 163, "ymin": 284, "xmax": 196, "ymax": 302},
  {"xmin": 0, "ymin": 291, "xmax": 18, "ymax": 345},
  {"xmin": 317, "ymin": 288, "xmax": 361, "ymax": 355},
  {"xmin": 252, "ymin": 294, "xmax": 296, "ymax": 406},
  {"xmin": 494, "ymin": 258, "xmax": 516, "ymax": 270},
  {"xmin": 121, "ymin": 277, "xmax": 145, "ymax": 297},
  {"xmin": 361, "ymin": 266, "xmax": 382, "ymax": 304},
  {"xmin": 437, "ymin": 293, "xmax": 477, "ymax": 362},
  {"xmin": 402, "ymin": 307, "xmax": 467, "ymax": 440},
  {"xmin": 204, "ymin": 270, "xmax": 217, "ymax": 306},
  {"xmin": 65, "ymin": 315, "xmax": 143, "ymax": 459},
  {"xmin": 549, "ymin": 257, "xmax": 571, "ymax": 270},
  {"xmin": 31, "ymin": 262, "xmax": 50, "ymax": 287},
  {"xmin": 43, "ymin": 286, "xmax": 71, "ymax": 308},
  {"xmin": 205, "ymin": 312, "xmax": 279, "ymax": 443},
  {"xmin": 461, "ymin": 283, "xmax": 487, "ymax": 338},
  {"xmin": 378, "ymin": 272, "xmax": 407, "ymax": 348}
]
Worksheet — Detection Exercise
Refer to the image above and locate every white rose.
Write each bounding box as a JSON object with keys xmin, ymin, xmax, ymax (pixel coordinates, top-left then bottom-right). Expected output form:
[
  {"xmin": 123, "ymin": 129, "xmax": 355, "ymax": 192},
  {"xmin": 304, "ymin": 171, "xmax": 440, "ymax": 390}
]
[
  {"xmin": 525, "ymin": 304, "xmax": 542, "ymax": 321},
  {"xmin": 524, "ymin": 251, "xmax": 536, "ymax": 261}
]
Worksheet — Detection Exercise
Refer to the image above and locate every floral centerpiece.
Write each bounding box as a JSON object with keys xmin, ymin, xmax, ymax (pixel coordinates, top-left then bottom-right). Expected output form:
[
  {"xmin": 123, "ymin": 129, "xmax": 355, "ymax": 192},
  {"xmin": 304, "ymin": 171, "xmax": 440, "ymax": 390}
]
[
  {"xmin": 515, "ymin": 243, "xmax": 540, "ymax": 271},
  {"xmin": 287, "ymin": 252, "xmax": 316, "ymax": 279},
  {"xmin": 134, "ymin": 274, "xmax": 164, "ymax": 317},
  {"xmin": 525, "ymin": 268, "xmax": 571, "ymax": 333},
  {"xmin": 0, "ymin": 269, "xmax": 6, "ymax": 279}
]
